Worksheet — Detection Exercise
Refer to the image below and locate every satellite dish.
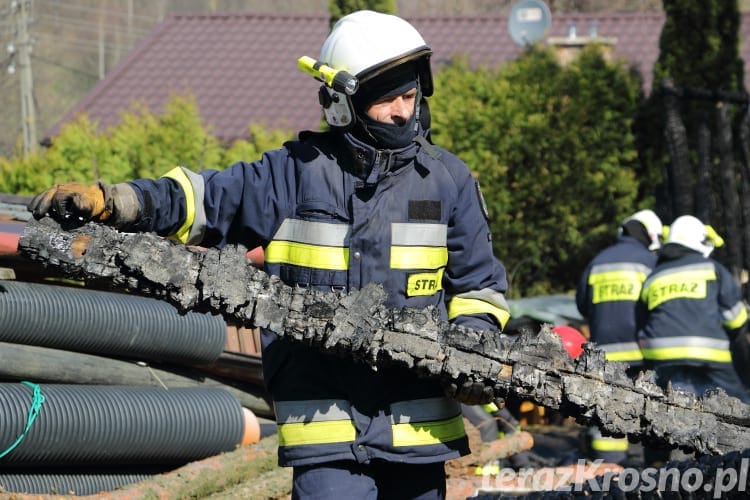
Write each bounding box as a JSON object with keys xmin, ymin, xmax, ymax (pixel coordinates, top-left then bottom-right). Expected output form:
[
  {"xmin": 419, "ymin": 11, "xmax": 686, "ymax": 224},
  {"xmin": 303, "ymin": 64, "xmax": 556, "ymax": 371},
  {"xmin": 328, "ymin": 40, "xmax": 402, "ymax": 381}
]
[{"xmin": 508, "ymin": 0, "xmax": 552, "ymax": 46}]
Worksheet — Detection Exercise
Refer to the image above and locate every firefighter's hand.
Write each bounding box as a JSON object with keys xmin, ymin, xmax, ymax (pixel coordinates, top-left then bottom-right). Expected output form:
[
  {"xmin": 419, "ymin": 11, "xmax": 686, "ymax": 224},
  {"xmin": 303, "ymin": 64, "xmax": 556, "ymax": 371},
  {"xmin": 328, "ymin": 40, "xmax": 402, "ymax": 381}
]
[
  {"xmin": 444, "ymin": 378, "xmax": 495, "ymax": 405},
  {"xmin": 28, "ymin": 183, "xmax": 109, "ymax": 225}
]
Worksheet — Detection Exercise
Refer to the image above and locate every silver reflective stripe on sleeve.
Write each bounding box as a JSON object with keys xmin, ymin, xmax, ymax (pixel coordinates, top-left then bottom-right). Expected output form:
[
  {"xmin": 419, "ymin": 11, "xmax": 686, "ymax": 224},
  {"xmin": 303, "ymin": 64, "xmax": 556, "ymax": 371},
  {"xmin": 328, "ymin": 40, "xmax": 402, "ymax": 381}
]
[
  {"xmin": 448, "ymin": 288, "xmax": 511, "ymax": 328},
  {"xmin": 722, "ymin": 300, "xmax": 749, "ymax": 329}
]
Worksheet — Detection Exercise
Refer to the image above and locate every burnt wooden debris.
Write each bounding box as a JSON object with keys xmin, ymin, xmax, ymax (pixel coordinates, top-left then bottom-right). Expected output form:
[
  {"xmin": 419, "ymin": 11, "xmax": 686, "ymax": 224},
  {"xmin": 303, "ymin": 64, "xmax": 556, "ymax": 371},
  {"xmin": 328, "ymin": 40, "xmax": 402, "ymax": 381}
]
[{"xmin": 18, "ymin": 217, "xmax": 750, "ymax": 456}]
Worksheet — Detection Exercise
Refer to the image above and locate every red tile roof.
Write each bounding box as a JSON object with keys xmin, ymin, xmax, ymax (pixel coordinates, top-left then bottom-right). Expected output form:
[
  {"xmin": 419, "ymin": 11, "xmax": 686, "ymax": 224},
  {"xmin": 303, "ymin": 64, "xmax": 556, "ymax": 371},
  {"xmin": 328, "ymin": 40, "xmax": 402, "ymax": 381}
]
[{"xmin": 46, "ymin": 11, "xmax": 750, "ymax": 144}]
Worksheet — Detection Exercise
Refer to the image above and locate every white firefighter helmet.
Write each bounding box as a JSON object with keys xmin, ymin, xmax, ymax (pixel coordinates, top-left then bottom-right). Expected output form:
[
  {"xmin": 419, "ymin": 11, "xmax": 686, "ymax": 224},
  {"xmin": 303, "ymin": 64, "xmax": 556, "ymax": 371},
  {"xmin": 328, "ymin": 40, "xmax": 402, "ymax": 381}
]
[
  {"xmin": 623, "ymin": 209, "xmax": 663, "ymax": 251},
  {"xmin": 316, "ymin": 10, "xmax": 433, "ymax": 128},
  {"xmin": 666, "ymin": 215, "xmax": 714, "ymax": 257}
]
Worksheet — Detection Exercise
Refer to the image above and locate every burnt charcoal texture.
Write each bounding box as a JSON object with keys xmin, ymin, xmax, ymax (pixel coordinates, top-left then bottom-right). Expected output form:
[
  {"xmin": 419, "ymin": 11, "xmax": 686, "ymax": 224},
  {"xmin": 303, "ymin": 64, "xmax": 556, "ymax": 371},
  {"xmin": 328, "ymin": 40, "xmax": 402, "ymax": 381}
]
[{"xmin": 18, "ymin": 218, "xmax": 750, "ymax": 456}]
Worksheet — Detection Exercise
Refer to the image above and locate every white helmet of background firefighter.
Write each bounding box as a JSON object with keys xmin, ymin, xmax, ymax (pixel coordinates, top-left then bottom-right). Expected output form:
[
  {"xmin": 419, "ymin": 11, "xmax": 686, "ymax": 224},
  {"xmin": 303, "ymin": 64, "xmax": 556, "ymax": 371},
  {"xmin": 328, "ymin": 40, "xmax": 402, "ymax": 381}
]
[
  {"xmin": 666, "ymin": 215, "xmax": 725, "ymax": 258},
  {"xmin": 622, "ymin": 209, "xmax": 663, "ymax": 251},
  {"xmin": 315, "ymin": 10, "xmax": 433, "ymax": 128}
]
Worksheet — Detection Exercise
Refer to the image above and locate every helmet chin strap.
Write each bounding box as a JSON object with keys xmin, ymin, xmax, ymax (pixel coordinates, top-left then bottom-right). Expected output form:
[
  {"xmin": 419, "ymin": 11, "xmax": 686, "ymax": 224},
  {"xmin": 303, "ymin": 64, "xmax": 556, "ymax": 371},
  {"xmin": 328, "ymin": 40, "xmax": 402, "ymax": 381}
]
[{"xmin": 414, "ymin": 75, "xmax": 422, "ymax": 127}]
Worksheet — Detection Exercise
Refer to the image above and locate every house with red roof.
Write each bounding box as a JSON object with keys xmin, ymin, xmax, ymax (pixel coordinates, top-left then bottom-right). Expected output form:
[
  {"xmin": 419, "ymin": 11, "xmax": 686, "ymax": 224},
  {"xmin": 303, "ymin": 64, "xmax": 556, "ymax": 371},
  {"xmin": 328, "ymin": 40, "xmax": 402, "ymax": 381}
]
[{"xmin": 40, "ymin": 11, "xmax": 750, "ymax": 145}]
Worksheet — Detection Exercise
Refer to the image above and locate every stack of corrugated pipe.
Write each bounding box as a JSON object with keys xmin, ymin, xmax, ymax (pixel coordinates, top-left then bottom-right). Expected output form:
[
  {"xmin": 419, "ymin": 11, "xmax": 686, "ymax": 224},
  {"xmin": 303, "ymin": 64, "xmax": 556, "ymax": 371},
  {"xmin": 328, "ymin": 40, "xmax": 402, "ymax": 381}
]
[{"xmin": 0, "ymin": 280, "xmax": 274, "ymax": 495}]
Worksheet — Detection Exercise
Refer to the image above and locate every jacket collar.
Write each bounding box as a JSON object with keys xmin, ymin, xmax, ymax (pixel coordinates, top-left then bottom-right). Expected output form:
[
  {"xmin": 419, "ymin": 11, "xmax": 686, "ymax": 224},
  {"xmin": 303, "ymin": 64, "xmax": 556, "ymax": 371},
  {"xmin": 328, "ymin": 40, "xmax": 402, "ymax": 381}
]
[
  {"xmin": 657, "ymin": 242, "xmax": 702, "ymax": 263},
  {"xmin": 340, "ymin": 129, "xmax": 422, "ymax": 182}
]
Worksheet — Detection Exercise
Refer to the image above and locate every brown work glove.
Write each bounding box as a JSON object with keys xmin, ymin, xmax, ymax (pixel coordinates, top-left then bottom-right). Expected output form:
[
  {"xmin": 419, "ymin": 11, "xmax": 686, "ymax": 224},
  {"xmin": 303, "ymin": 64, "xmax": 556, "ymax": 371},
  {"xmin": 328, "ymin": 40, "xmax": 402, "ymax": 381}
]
[
  {"xmin": 28, "ymin": 181, "xmax": 139, "ymax": 229},
  {"xmin": 444, "ymin": 377, "xmax": 495, "ymax": 406}
]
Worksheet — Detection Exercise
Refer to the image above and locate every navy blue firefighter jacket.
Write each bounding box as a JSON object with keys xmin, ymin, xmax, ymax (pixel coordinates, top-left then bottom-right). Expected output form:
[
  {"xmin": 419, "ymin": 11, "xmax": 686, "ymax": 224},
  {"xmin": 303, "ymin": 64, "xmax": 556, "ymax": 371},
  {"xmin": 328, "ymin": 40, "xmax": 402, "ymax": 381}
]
[
  {"xmin": 126, "ymin": 129, "xmax": 510, "ymax": 467},
  {"xmin": 576, "ymin": 234, "xmax": 656, "ymax": 369},
  {"xmin": 637, "ymin": 244, "xmax": 749, "ymax": 401}
]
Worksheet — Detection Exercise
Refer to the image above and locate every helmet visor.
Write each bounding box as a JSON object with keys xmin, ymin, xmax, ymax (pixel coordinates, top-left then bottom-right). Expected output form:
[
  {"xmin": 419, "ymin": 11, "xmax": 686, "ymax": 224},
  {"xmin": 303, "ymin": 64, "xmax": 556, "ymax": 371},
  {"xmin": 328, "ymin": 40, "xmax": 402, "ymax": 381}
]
[{"xmin": 351, "ymin": 62, "xmax": 418, "ymax": 112}]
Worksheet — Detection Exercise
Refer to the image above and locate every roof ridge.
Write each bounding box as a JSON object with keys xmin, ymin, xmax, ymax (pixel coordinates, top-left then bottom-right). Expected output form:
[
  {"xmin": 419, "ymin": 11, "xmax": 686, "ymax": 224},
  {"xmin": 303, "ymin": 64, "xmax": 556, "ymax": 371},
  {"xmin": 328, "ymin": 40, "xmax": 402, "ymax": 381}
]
[
  {"xmin": 167, "ymin": 11, "xmax": 329, "ymax": 21},
  {"xmin": 406, "ymin": 11, "xmax": 665, "ymax": 20}
]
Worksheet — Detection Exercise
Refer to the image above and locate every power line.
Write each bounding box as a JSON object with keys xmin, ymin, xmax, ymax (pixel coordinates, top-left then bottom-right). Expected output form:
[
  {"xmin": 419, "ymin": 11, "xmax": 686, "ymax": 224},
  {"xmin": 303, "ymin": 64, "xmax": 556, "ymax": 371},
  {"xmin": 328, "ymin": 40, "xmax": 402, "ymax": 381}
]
[
  {"xmin": 35, "ymin": 15, "xmax": 153, "ymax": 39},
  {"xmin": 34, "ymin": 29, "xmax": 142, "ymax": 52},
  {"xmin": 35, "ymin": 0, "xmax": 158, "ymax": 25},
  {"xmin": 32, "ymin": 53, "xmax": 99, "ymax": 79},
  {"xmin": 32, "ymin": 4, "xmax": 161, "ymax": 80}
]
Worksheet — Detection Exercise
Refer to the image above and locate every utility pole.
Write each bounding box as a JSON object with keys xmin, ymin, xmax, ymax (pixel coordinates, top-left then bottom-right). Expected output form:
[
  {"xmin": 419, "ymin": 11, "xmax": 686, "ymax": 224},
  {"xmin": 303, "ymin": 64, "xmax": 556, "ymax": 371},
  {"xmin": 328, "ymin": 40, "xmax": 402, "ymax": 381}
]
[
  {"xmin": 97, "ymin": 0, "xmax": 109, "ymax": 80},
  {"xmin": 9, "ymin": 0, "xmax": 37, "ymax": 155}
]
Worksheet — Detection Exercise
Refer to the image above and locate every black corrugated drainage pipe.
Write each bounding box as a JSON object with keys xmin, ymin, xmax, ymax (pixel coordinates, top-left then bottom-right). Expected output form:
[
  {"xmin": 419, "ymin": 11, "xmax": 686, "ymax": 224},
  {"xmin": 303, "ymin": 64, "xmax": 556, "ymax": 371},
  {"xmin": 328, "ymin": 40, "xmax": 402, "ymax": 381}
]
[
  {"xmin": 0, "ymin": 341, "xmax": 275, "ymax": 418},
  {"xmin": 0, "ymin": 469, "xmax": 161, "ymax": 495},
  {"xmin": 0, "ymin": 383, "xmax": 254, "ymax": 467},
  {"xmin": 0, "ymin": 280, "xmax": 226, "ymax": 364}
]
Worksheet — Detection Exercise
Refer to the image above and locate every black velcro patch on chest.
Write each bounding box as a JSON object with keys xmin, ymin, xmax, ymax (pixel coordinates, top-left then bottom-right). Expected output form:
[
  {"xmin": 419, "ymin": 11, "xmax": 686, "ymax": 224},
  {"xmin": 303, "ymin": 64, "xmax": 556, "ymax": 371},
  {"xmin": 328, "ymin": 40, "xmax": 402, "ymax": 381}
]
[{"xmin": 408, "ymin": 200, "xmax": 441, "ymax": 221}]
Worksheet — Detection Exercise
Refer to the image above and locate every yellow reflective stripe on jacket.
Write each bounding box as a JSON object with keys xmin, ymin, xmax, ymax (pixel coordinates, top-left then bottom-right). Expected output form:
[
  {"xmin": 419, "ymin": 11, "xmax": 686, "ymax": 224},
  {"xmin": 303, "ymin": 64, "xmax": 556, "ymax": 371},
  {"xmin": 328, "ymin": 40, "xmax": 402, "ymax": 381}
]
[
  {"xmin": 161, "ymin": 166, "xmax": 202, "ymax": 244},
  {"xmin": 639, "ymin": 336, "xmax": 731, "ymax": 363},
  {"xmin": 390, "ymin": 223, "xmax": 448, "ymax": 270},
  {"xmin": 278, "ymin": 420, "xmax": 357, "ymax": 446},
  {"xmin": 392, "ymin": 414, "xmax": 466, "ymax": 447},
  {"xmin": 601, "ymin": 341, "xmax": 644, "ymax": 362},
  {"xmin": 266, "ymin": 241, "xmax": 349, "ymax": 270},
  {"xmin": 605, "ymin": 350, "xmax": 644, "ymax": 362},
  {"xmin": 723, "ymin": 300, "xmax": 749, "ymax": 330},
  {"xmin": 448, "ymin": 290, "xmax": 511, "ymax": 329},
  {"xmin": 640, "ymin": 346, "xmax": 732, "ymax": 363},
  {"xmin": 641, "ymin": 264, "xmax": 716, "ymax": 310},
  {"xmin": 591, "ymin": 436, "xmax": 629, "ymax": 452},
  {"xmin": 588, "ymin": 264, "xmax": 650, "ymax": 304},
  {"xmin": 390, "ymin": 397, "xmax": 465, "ymax": 447},
  {"xmin": 275, "ymin": 397, "xmax": 466, "ymax": 449},
  {"xmin": 266, "ymin": 219, "xmax": 350, "ymax": 270},
  {"xmin": 274, "ymin": 399, "xmax": 356, "ymax": 447},
  {"xmin": 391, "ymin": 247, "xmax": 448, "ymax": 270}
]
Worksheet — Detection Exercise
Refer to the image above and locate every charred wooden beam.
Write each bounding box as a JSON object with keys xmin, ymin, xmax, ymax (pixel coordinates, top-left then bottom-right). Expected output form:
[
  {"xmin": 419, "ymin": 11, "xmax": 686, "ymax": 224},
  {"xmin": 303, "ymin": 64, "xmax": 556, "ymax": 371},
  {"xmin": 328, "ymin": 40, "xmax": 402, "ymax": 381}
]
[{"xmin": 18, "ymin": 217, "xmax": 750, "ymax": 456}]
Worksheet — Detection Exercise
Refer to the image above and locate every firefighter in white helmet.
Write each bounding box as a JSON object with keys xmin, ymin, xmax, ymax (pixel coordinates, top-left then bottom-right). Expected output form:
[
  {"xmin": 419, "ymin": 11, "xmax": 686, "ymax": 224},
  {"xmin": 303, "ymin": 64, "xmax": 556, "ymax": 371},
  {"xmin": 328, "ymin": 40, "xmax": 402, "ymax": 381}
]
[
  {"xmin": 577, "ymin": 209, "xmax": 663, "ymax": 375},
  {"xmin": 576, "ymin": 209, "xmax": 662, "ymax": 464},
  {"xmin": 638, "ymin": 215, "xmax": 749, "ymax": 404},
  {"xmin": 28, "ymin": 11, "xmax": 510, "ymax": 498}
]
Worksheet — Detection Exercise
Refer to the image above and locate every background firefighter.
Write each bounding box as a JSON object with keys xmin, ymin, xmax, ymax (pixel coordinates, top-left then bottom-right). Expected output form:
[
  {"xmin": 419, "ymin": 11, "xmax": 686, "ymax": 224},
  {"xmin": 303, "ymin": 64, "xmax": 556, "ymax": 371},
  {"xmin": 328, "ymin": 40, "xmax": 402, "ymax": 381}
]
[
  {"xmin": 637, "ymin": 215, "xmax": 750, "ymax": 403},
  {"xmin": 576, "ymin": 209, "xmax": 663, "ymax": 465}
]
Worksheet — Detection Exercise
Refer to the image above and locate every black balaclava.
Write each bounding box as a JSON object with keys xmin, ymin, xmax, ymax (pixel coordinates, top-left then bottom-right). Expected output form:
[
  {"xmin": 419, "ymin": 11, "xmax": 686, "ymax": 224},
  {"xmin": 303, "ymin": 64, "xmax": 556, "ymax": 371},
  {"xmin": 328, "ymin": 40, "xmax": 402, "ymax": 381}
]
[{"xmin": 350, "ymin": 62, "xmax": 420, "ymax": 149}]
